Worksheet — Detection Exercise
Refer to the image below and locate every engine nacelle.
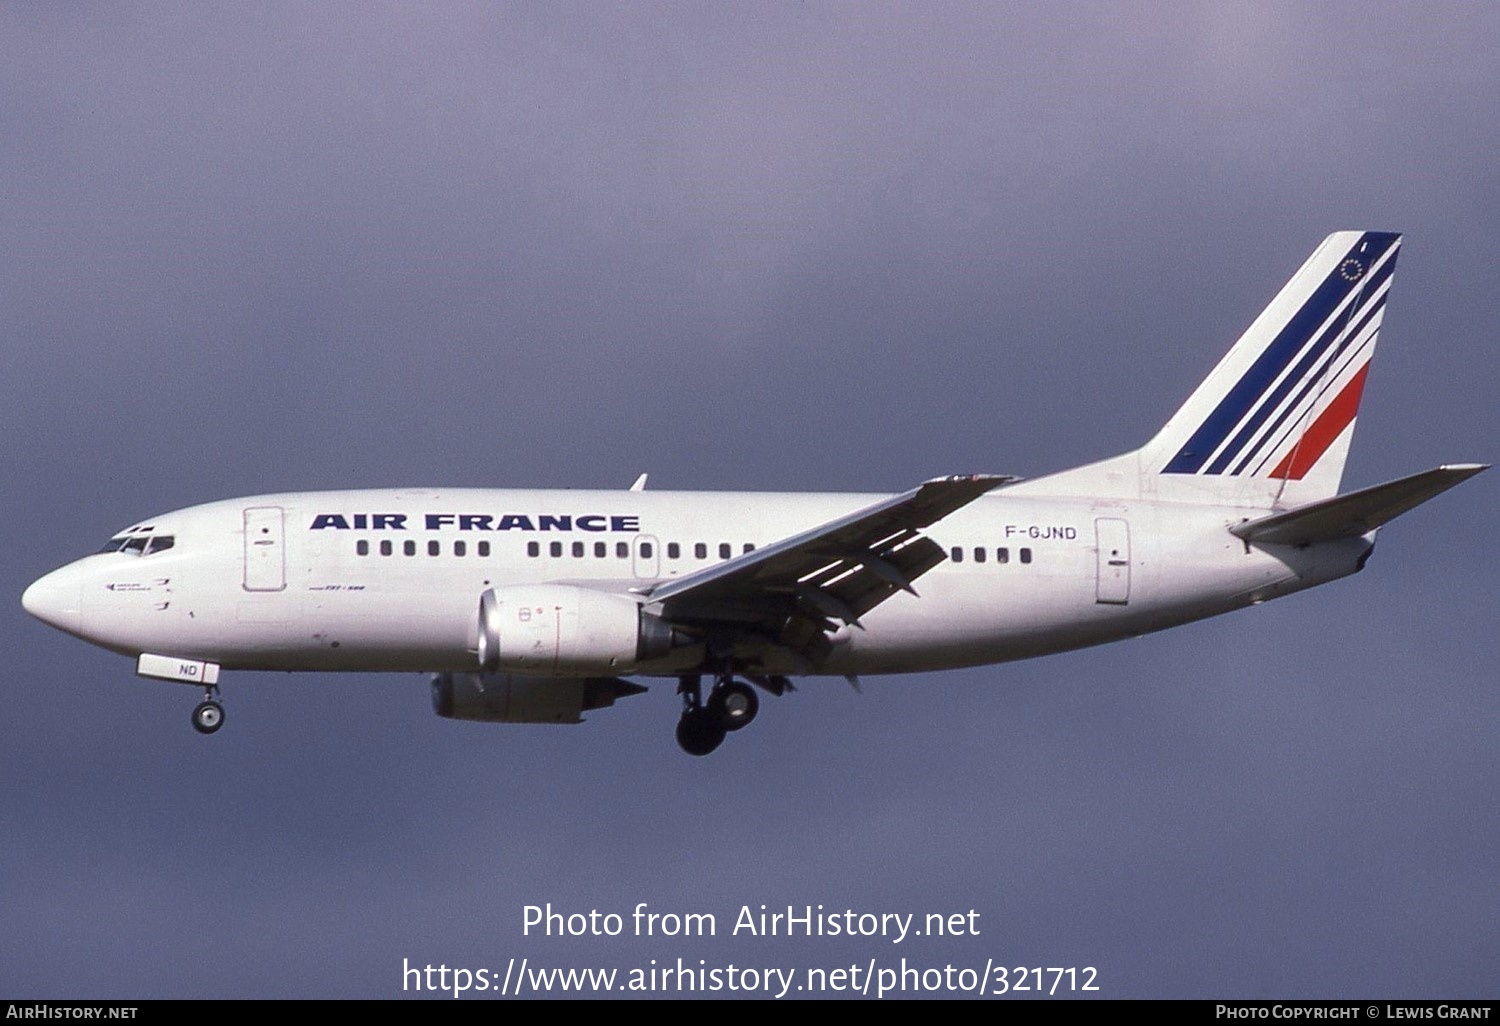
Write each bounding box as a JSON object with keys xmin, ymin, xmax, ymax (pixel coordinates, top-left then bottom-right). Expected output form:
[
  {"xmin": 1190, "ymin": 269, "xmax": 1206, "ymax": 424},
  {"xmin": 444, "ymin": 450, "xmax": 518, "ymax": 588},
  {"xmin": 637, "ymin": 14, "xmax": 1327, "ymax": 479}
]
[
  {"xmin": 432, "ymin": 672, "xmax": 647, "ymax": 724},
  {"xmin": 475, "ymin": 584, "xmax": 679, "ymax": 675}
]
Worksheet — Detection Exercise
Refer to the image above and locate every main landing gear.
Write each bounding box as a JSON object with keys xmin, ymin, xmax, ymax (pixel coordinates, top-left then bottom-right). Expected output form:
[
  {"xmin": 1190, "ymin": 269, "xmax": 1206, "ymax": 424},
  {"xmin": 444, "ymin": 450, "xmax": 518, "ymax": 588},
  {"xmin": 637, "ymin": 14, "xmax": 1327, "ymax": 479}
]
[
  {"xmin": 675, "ymin": 673, "xmax": 759, "ymax": 756},
  {"xmin": 191, "ymin": 686, "xmax": 225, "ymax": 735}
]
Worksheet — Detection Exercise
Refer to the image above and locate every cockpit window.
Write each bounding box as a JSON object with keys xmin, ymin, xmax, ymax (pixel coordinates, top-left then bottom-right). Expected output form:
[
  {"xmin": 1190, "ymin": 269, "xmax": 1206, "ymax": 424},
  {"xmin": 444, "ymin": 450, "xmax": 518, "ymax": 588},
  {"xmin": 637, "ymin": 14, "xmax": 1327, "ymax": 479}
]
[{"xmin": 97, "ymin": 534, "xmax": 175, "ymax": 556}]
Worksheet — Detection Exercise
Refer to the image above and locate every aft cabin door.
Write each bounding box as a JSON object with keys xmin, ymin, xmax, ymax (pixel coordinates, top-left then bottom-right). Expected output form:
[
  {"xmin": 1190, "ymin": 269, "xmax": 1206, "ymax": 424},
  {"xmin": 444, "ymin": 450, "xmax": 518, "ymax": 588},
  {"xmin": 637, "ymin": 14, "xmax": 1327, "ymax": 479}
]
[
  {"xmin": 1094, "ymin": 517, "xmax": 1131, "ymax": 605},
  {"xmin": 243, "ymin": 506, "xmax": 287, "ymax": 592}
]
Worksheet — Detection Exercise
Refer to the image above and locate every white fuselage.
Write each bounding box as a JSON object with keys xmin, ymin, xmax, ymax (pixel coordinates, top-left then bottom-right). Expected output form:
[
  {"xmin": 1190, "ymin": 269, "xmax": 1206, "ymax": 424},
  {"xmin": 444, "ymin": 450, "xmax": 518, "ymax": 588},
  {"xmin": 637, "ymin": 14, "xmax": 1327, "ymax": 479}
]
[{"xmin": 28, "ymin": 487, "xmax": 1372, "ymax": 680}]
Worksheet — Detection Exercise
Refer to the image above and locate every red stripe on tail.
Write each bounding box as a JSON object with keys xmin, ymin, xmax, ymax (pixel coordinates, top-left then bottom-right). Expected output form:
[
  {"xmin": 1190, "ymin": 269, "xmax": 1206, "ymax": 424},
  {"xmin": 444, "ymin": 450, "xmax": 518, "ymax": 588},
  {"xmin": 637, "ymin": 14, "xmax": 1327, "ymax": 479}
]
[{"xmin": 1271, "ymin": 364, "xmax": 1371, "ymax": 480}]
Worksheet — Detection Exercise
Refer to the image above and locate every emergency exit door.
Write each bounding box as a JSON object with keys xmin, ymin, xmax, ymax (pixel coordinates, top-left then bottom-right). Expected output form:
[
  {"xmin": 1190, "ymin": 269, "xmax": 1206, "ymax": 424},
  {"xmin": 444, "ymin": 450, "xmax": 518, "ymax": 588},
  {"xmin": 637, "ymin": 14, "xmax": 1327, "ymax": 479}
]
[{"xmin": 632, "ymin": 535, "xmax": 660, "ymax": 579}]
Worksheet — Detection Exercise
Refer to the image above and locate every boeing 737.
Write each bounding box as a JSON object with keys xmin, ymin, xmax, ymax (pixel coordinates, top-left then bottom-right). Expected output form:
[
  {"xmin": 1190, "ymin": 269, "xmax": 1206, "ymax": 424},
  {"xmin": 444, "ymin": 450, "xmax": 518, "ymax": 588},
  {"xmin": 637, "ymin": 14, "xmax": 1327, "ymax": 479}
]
[{"xmin": 21, "ymin": 231, "xmax": 1486, "ymax": 754}]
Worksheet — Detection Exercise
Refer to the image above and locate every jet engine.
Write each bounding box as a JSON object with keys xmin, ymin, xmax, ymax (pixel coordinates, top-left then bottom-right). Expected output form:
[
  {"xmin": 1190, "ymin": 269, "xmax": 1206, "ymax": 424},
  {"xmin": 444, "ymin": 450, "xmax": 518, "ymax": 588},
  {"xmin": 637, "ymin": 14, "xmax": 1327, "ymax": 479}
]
[
  {"xmin": 431, "ymin": 671, "xmax": 647, "ymax": 724},
  {"xmin": 475, "ymin": 584, "xmax": 680, "ymax": 675}
]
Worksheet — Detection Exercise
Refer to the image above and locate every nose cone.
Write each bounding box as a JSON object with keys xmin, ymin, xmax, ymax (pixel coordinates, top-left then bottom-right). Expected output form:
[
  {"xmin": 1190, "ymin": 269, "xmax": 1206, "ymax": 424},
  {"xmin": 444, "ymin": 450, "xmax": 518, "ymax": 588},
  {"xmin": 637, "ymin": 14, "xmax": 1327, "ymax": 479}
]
[{"xmin": 22, "ymin": 567, "xmax": 83, "ymax": 635}]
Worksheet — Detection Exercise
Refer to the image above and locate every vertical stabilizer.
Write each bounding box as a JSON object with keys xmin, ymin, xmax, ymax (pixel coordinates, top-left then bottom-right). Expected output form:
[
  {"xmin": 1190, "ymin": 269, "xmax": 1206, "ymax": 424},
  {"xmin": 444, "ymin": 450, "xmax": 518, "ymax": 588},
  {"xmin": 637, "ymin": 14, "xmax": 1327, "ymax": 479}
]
[
  {"xmin": 1140, "ymin": 231, "xmax": 1400, "ymax": 506},
  {"xmin": 1009, "ymin": 232, "xmax": 1401, "ymax": 507}
]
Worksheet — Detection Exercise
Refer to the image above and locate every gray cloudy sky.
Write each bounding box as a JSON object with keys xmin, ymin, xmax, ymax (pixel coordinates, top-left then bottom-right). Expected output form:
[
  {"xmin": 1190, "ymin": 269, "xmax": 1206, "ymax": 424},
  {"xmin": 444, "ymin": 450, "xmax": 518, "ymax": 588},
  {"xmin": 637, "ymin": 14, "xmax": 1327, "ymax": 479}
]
[{"xmin": 3, "ymin": 2, "xmax": 1496, "ymax": 1000}]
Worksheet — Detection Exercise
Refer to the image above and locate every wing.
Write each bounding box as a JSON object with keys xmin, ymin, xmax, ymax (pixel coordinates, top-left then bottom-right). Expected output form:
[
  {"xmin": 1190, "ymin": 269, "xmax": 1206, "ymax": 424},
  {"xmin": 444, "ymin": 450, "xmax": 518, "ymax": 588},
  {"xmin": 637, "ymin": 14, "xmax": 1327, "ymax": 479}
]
[{"xmin": 645, "ymin": 475, "xmax": 1014, "ymax": 671}]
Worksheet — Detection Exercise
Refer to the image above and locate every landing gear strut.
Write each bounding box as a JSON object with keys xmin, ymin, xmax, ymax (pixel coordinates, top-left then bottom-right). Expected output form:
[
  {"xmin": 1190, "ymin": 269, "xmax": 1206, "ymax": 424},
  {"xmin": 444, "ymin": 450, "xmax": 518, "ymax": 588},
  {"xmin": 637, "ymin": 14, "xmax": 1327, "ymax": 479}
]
[
  {"xmin": 192, "ymin": 686, "xmax": 224, "ymax": 735},
  {"xmin": 674, "ymin": 672, "xmax": 763, "ymax": 755}
]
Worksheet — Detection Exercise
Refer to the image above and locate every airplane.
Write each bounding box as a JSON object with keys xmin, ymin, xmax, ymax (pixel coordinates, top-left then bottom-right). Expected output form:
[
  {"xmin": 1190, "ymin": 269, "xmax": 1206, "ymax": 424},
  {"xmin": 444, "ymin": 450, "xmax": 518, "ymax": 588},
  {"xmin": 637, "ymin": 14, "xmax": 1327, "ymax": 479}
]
[{"xmin": 20, "ymin": 231, "xmax": 1486, "ymax": 755}]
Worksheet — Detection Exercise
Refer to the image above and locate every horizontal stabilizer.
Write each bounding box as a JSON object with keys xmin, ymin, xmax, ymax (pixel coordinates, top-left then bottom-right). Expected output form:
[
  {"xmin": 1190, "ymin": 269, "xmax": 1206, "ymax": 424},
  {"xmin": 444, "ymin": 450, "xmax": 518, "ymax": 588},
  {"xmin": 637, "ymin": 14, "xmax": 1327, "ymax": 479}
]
[{"xmin": 1230, "ymin": 464, "xmax": 1487, "ymax": 546}]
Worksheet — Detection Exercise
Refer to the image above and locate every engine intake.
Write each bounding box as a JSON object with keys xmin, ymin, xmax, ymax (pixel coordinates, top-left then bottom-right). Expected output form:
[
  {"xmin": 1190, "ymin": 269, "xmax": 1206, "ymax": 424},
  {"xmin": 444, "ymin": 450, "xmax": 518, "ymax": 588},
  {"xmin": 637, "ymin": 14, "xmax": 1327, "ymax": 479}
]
[{"xmin": 476, "ymin": 584, "xmax": 679, "ymax": 674}]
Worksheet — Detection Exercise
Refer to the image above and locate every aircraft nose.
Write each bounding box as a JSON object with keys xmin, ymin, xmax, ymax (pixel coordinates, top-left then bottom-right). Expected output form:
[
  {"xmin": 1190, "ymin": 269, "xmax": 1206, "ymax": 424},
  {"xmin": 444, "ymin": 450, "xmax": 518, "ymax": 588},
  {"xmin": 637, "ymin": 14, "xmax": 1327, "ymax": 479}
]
[{"xmin": 22, "ymin": 567, "xmax": 83, "ymax": 635}]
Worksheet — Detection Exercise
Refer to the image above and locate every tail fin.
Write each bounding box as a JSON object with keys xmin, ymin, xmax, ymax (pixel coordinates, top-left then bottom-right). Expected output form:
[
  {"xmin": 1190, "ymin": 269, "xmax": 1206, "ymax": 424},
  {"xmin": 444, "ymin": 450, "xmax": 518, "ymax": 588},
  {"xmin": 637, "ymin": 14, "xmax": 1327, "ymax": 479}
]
[
  {"xmin": 1140, "ymin": 231, "xmax": 1401, "ymax": 505},
  {"xmin": 1010, "ymin": 231, "xmax": 1402, "ymax": 507}
]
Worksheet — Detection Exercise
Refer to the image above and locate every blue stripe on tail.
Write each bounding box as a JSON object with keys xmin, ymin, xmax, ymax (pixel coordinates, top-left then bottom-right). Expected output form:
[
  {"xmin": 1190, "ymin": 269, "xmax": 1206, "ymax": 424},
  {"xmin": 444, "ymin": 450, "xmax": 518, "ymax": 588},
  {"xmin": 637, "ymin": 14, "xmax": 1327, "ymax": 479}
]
[{"xmin": 1162, "ymin": 232, "xmax": 1400, "ymax": 475}]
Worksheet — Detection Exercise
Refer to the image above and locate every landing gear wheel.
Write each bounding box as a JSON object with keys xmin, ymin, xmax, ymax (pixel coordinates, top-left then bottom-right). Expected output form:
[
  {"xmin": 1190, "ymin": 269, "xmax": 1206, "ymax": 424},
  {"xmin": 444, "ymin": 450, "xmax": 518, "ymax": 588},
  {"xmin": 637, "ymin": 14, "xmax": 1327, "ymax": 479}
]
[
  {"xmin": 675, "ymin": 709, "xmax": 726, "ymax": 756},
  {"xmin": 192, "ymin": 700, "xmax": 224, "ymax": 735},
  {"xmin": 709, "ymin": 680, "xmax": 759, "ymax": 731}
]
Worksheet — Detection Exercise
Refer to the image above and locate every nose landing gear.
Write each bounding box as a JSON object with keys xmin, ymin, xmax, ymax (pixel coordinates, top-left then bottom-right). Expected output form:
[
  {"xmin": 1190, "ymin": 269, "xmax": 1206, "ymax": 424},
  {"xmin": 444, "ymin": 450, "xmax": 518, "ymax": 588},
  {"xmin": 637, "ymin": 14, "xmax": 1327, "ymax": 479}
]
[{"xmin": 191, "ymin": 686, "xmax": 224, "ymax": 735}]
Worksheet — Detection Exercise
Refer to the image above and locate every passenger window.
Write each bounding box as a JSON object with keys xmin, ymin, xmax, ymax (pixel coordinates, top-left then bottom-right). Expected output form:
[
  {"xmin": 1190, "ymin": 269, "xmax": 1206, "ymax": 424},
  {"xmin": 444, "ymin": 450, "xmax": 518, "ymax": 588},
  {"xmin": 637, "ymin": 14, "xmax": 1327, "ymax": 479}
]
[
  {"xmin": 404, "ymin": 540, "xmax": 416, "ymax": 556},
  {"xmin": 356, "ymin": 540, "xmax": 369, "ymax": 556},
  {"xmin": 718, "ymin": 543, "xmax": 731, "ymax": 559},
  {"xmin": 616, "ymin": 542, "xmax": 628, "ymax": 558},
  {"xmin": 950, "ymin": 547, "xmax": 963, "ymax": 563},
  {"xmin": 526, "ymin": 541, "xmax": 538, "ymax": 557},
  {"xmin": 974, "ymin": 547, "xmax": 986, "ymax": 563},
  {"xmin": 572, "ymin": 541, "xmax": 584, "ymax": 558},
  {"xmin": 595, "ymin": 541, "xmax": 607, "ymax": 558},
  {"xmin": 477, "ymin": 541, "xmax": 491, "ymax": 557},
  {"xmin": 428, "ymin": 540, "xmax": 440, "ymax": 556},
  {"xmin": 694, "ymin": 543, "xmax": 707, "ymax": 559},
  {"xmin": 641, "ymin": 542, "xmax": 654, "ymax": 558},
  {"xmin": 380, "ymin": 540, "xmax": 392, "ymax": 556},
  {"xmin": 455, "ymin": 541, "xmax": 467, "ymax": 557},
  {"xmin": 550, "ymin": 541, "xmax": 563, "ymax": 557},
  {"xmin": 997, "ymin": 547, "xmax": 1009, "ymax": 564},
  {"xmin": 1020, "ymin": 547, "xmax": 1032, "ymax": 564},
  {"xmin": 744, "ymin": 543, "xmax": 754, "ymax": 553},
  {"xmin": 667, "ymin": 543, "xmax": 681, "ymax": 559}
]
